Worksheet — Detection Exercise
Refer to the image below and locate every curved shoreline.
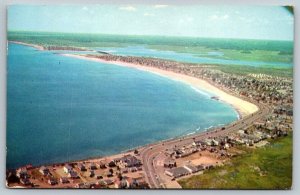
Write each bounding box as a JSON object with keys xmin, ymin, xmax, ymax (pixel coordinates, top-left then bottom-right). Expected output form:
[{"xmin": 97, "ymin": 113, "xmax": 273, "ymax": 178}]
[
  {"xmin": 61, "ymin": 53, "xmax": 258, "ymax": 118},
  {"xmin": 8, "ymin": 41, "xmax": 258, "ymax": 117},
  {"xmin": 7, "ymin": 42, "xmax": 260, "ymax": 170}
]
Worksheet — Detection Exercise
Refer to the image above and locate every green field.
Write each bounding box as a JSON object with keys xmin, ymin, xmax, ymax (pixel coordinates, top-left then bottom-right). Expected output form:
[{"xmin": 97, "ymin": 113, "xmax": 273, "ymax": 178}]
[
  {"xmin": 178, "ymin": 134, "xmax": 293, "ymax": 189},
  {"xmin": 210, "ymin": 64, "xmax": 293, "ymax": 78},
  {"xmin": 8, "ymin": 31, "xmax": 293, "ymax": 64}
]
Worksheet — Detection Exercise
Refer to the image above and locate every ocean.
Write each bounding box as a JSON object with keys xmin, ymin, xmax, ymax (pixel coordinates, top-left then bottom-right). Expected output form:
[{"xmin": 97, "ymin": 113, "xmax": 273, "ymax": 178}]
[{"xmin": 7, "ymin": 43, "xmax": 237, "ymax": 169}]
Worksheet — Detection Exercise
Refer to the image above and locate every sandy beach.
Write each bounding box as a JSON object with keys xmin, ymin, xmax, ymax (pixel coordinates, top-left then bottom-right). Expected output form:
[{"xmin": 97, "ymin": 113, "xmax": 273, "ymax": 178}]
[
  {"xmin": 9, "ymin": 41, "xmax": 44, "ymax": 50},
  {"xmin": 62, "ymin": 53, "xmax": 259, "ymax": 118}
]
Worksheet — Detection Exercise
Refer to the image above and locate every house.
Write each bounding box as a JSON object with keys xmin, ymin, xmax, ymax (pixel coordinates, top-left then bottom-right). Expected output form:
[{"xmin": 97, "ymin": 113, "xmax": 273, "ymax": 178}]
[
  {"xmin": 137, "ymin": 166, "xmax": 143, "ymax": 171},
  {"xmin": 97, "ymin": 180, "xmax": 107, "ymax": 187},
  {"xmin": 78, "ymin": 163, "xmax": 87, "ymax": 171},
  {"xmin": 129, "ymin": 178, "xmax": 139, "ymax": 188},
  {"xmin": 104, "ymin": 179, "xmax": 114, "ymax": 186},
  {"xmin": 204, "ymin": 139, "xmax": 213, "ymax": 146},
  {"xmin": 163, "ymin": 158, "xmax": 176, "ymax": 168},
  {"xmin": 90, "ymin": 163, "xmax": 97, "ymax": 170},
  {"xmin": 39, "ymin": 166, "xmax": 50, "ymax": 176},
  {"xmin": 60, "ymin": 177, "xmax": 69, "ymax": 184},
  {"xmin": 114, "ymin": 178, "xmax": 129, "ymax": 188},
  {"xmin": 96, "ymin": 175, "xmax": 103, "ymax": 179},
  {"xmin": 90, "ymin": 170, "xmax": 95, "ymax": 177},
  {"xmin": 16, "ymin": 168, "xmax": 29, "ymax": 179},
  {"xmin": 108, "ymin": 160, "xmax": 116, "ymax": 167},
  {"xmin": 165, "ymin": 149, "xmax": 175, "ymax": 157},
  {"xmin": 287, "ymin": 108, "xmax": 293, "ymax": 116},
  {"xmin": 121, "ymin": 168, "xmax": 128, "ymax": 174},
  {"xmin": 68, "ymin": 170, "xmax": 79, "ymax": 179},
  {"xmin": 120, "ymin": 155, "xmax": 142, "ymax": 167},
  {"xmin": 48, "ymin": 178, "xmax": 58, "ymax": 185},
  {"xmin": 99, "ymin": 161, "xmax": 107, "ymax": 169},
  {"xmin": 76, "ymin": 182, "xmax": 92, "ymax": 189},
  {"xmin": 195, "ymin": 140, "xmax": 207, "ymax": 146},
  {"xmin": 165, "ymin": 167, "xmax": 190, "ymax": 178},
  {"xmin": 20, "ymin": 178, "xmax": 31, "ymax": 185},
  {"xmin": 129, "ymin": 167, "xmax": 138, "ymax": 172},
  {"xmin": 212, "ymin": 139, "xmax": 219, "ymax": 146},
  {"xmin": 63, "ymin": 164, "xmax": 73, "ymax": 173}
]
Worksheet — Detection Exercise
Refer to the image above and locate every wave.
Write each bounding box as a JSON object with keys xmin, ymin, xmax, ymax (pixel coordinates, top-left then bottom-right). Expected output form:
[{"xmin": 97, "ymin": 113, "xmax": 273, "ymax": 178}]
[{"xmin": 190, "ymin": 86, "xmax": 212, "ymax": 98}]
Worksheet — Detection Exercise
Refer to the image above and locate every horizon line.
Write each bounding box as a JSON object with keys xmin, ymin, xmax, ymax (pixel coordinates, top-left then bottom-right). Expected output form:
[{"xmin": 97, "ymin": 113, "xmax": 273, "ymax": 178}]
[{"xmin": 7, "ymin": 30, "xmax": 294, "ymax": 42}]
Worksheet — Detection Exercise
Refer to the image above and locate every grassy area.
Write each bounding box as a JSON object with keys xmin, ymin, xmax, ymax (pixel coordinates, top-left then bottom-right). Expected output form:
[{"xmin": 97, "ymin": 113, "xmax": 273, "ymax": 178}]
[
  {"xmin": 210, "ymin": 64, "xmax": 293, "ymax": 78},
  {"xmin": 178, "ymin": 134, "xmax": 293, "ymax": 189},
  {"xmin": 8, "ymin": 31, "xmax": 293, "ymax": 64},
  {"xmin": 148, "ymin": 44, "xmax": 293, "ymax": 64}
]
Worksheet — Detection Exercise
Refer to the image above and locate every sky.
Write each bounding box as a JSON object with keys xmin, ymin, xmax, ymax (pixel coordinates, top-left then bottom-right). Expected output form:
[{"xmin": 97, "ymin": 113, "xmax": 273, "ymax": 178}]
[{"xmin": 8, "ymin": 5, "xmax": 294, "ymax": 41}]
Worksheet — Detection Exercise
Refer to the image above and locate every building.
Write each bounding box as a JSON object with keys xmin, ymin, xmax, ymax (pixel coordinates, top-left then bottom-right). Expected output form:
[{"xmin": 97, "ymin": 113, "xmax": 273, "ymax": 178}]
[
  {"xmin": 60, "ymin": 177, "xmax": 69, "ymax": 184},
  {"xmin": 99, "ymin": 161, "xmax": 107, "ymax": 169},
  {"xmin": 108, "ymin": 160, "xmax": 116, "ymax": 167},
  {"xmin": 120, "ymin": 155, "xmax": 142, "ymax": 167},
  {"xmin": 63, "ymin": 164, "xmax": 73, "ymax": 173},
  {"xmin": 103, "ymin": 179, "xmax": 114, "ymax": 186},
  {"xmin": 114, "ymin": 178, "xmax": 129, "ymax": 188},
  {"xmin": 48, "ymin": 178, "xmax": 58, "ymax": 185},
  {"xmin": 78, "ymin": 163, "xmax": 87, "ymax": 171},
  {"xmin": 90, "ymin": 163, "xmax": 97, "ymax": 170},
  {"xmin": 16, "ymin": 168, "xmax": 29, "ymax": 179},
  {"xmin": 165, "ymin": 167, "xmax": 190, "ymax": 178},
  {"xmin": 183, "ymin": 164, "xmax": 199, "ymax": 173},
  {"xmin": 20, "ymin": 178, "xmax": 31, "ymax": 185},
  {"xmin": 68, "ymin": 170, "xmax": 79, "ymax": 179},
  {"xmin": 39, "ymin": 166, "xmax": 50, "ymax": 176},
  {"xmin": 163, "ymin": 158, "xmax": 176, "ymax": 168}
]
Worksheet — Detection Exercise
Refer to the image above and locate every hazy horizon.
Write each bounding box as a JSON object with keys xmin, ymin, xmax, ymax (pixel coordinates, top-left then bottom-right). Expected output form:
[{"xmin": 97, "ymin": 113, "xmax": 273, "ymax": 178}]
[
  {"xmin": 8, "ymin": 5, "xmax": 294, "ymax": 41},
  {"xmin": 7, "ymin": 30, "xmax": 294, "ymax": 42}
]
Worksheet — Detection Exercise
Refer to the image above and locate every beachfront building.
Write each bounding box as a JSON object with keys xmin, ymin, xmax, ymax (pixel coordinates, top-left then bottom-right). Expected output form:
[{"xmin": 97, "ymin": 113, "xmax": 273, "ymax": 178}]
[
  {"xmin": 39, "ymin": 166, "xmax": 50, "ymax": 176},
  {"xmin": 68, "ymin": 170, "xmax": 79, "ymax": 179},
  {"xmin": 63, "ymin": 164, "xmax": 73, "ymax": 173},
  {"xmin": 90, "ymin": 163, "xmax": 97, "ymax": 170},
  {"xmin": 78, "ymin": 163, "xmax": 87, "ymax": 171},
  {"xmin": 20, "ymin": 178, "xmax": 31, "ymax": 186},
  {"xmin": 99, "ymin": 161, "xmax": 107, "ymax": 169},
  {"xmin": 120, "ymin": 155, "xmax": 142, "ymax": 168},
  {"xmin": 16, "ymin": 168, "xmax": 29, "ymax": 179}
]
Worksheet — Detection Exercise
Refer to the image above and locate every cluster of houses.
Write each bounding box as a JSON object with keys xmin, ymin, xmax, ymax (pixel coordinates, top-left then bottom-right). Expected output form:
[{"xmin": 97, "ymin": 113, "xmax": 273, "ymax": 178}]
[
  {"xmin": 74, "ymin": 175, "xmax": 148, "ymax": 189},
  {"xmin": 162, "ymin": 120, "xmax": 291, "ymax": 180},
  {"xmin": 7, "ymin": 154, "xmax": 148, "ymax": 189},
  {"xmin": 15, "ymin": 168, "xmax": 31, "ymax": 186},
  {"xmin": 161, "ymin": 107, "xmax": 291, "ymax": 180}
]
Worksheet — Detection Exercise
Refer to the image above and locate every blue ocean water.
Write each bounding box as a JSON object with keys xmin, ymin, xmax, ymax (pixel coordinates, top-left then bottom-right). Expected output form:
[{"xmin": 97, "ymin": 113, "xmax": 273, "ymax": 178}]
[
  {"xmin": 7, "ymin": 43, "xmax": 237, "ymax": 169},
  {"xmin": 93, "ymin": 46, "xmax": 292, "ymax": 67}
]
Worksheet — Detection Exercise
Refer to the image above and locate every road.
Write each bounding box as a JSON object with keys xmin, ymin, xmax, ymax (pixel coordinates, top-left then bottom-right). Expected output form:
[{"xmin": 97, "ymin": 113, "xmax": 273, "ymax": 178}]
[{"xmin": 140, "ymin": 101, "xmax": 271, "ymax": 188}]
